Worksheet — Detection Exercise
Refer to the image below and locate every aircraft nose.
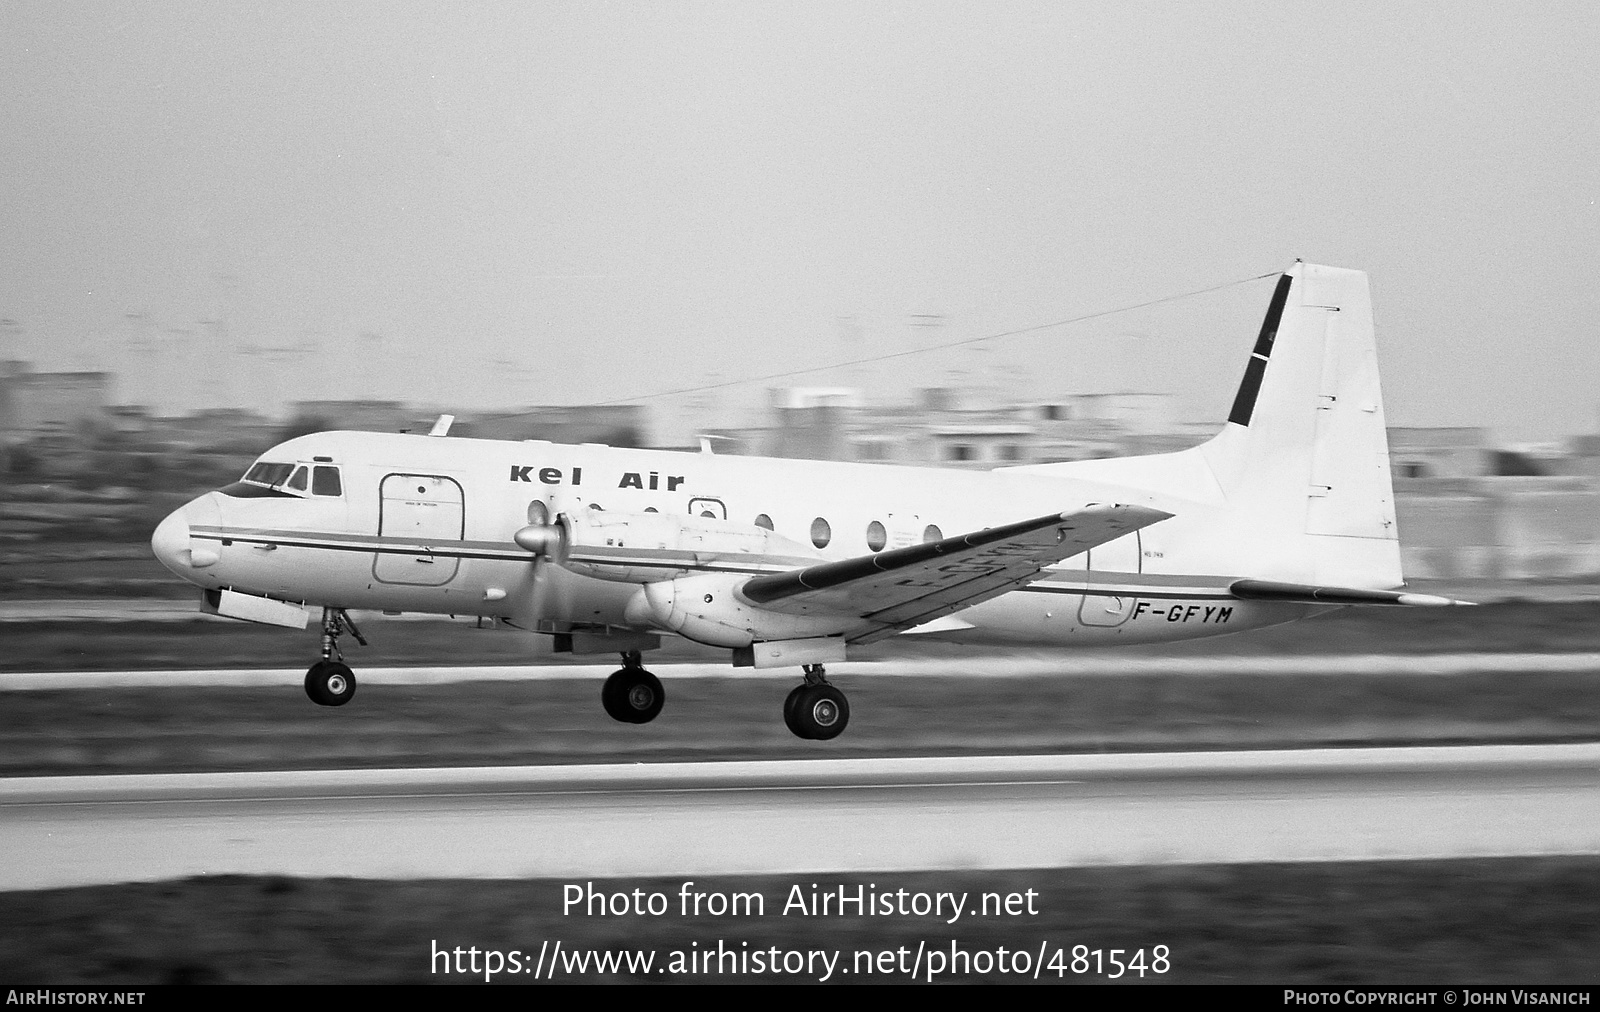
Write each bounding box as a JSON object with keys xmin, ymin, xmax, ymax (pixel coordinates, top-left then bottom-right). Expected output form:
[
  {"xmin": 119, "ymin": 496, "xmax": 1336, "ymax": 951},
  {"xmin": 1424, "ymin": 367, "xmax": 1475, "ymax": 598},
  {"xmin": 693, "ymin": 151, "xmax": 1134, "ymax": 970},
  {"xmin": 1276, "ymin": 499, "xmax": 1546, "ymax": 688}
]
[
  {"xmin": 151, "ymin": 496, "xmax": 222, "ymax": 577},
  {"xmin": 150, "ymin": 509, "xmax": 193, "ymax": 577}
]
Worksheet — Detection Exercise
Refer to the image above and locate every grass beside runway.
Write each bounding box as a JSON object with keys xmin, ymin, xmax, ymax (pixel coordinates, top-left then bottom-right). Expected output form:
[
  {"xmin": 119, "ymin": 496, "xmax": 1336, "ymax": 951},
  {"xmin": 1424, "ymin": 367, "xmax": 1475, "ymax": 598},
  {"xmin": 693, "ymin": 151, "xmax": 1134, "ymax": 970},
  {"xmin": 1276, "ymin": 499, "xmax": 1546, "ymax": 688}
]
[
  {"xmin": 0, "ymin": 596, "xmax": 1587, "ymax": 777},
  {"xmin": 3, "ymin": 667, "xmax": 1600, "ymax": 777},
  {"xmin": 0, "ymin": 859, "xmax": 1595, "ymax": 983}
]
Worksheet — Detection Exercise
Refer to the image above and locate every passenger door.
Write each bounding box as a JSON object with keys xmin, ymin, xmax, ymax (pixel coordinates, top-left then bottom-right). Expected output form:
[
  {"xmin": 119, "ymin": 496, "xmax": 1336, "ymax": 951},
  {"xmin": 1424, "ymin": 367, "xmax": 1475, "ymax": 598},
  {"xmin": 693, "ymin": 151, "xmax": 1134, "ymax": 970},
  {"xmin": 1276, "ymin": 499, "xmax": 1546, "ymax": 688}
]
[{"xmin": 374, "ymin": 474, "xmax": 464, "ymax": 585}]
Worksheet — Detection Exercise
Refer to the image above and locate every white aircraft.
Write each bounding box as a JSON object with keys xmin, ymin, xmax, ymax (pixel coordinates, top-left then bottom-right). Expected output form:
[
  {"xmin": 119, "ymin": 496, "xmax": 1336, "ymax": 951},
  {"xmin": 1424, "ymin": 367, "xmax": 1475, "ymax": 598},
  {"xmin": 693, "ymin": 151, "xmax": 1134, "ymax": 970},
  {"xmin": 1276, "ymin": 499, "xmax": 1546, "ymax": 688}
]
[{"xmin": 152, "ymin": 262, "xmax": 1462, "ymax": 740}]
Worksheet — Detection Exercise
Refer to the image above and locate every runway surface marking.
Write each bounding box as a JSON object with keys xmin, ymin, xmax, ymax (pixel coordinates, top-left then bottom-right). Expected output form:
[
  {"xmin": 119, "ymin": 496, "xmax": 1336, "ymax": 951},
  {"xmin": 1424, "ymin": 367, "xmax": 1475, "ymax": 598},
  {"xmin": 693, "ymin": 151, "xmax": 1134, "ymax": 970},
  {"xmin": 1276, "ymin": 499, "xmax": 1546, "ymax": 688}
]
[{"xmin": 2, "ymin": 745, "xmax": 1597, "ymax": 890}]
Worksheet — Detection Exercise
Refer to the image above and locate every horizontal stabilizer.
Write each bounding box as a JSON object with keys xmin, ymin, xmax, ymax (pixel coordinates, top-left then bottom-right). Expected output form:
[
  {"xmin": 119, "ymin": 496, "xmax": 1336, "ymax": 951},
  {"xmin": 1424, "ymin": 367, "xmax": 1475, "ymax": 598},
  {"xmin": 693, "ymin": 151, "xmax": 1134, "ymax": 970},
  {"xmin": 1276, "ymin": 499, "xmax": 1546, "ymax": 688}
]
[{"xmin": 1229, "ymin": 579, "xmax": 1472, "ymax": 607}]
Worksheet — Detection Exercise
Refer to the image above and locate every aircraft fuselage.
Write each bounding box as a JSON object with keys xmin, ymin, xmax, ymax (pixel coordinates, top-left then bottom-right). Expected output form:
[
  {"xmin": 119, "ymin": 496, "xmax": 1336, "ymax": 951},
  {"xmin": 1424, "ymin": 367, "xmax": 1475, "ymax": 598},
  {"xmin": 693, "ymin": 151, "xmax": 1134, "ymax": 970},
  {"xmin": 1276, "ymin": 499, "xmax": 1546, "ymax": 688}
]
[{"xmin": 154, "ymin": 430, "xmax": 1312, "ymax": 648}]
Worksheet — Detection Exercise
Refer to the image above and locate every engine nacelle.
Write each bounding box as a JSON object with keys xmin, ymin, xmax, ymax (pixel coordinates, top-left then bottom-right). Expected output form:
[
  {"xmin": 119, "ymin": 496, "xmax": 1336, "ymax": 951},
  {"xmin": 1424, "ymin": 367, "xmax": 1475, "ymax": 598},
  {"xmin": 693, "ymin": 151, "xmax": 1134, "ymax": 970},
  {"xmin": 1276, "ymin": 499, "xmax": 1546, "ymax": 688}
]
[
  {"xmin": 531, "ymin": 510, "xmax": 819, "ymax": 585},
  {"xmin": 624, "ymin": 573, "xmax": 857, "ymax": 648}
]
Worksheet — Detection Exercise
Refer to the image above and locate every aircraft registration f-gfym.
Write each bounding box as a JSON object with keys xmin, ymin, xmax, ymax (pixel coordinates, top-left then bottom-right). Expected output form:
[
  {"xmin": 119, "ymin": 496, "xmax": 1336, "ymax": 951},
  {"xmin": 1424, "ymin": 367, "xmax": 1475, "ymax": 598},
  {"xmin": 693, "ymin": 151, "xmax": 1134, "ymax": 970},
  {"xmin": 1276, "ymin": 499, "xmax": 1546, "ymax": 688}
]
[{"xmin": 152, "ymin": 262, "xmax": 1464, "ymax": 739}]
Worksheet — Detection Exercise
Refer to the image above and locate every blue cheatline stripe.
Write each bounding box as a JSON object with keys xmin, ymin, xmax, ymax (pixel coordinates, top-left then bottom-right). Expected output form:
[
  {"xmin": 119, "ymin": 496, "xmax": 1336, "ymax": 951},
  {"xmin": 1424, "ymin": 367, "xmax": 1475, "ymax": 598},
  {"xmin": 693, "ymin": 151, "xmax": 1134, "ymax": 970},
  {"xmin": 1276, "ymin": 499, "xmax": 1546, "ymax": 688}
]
[{"xmin": 189, "ymin": 528, "xmax": 784, "ymax": 574}]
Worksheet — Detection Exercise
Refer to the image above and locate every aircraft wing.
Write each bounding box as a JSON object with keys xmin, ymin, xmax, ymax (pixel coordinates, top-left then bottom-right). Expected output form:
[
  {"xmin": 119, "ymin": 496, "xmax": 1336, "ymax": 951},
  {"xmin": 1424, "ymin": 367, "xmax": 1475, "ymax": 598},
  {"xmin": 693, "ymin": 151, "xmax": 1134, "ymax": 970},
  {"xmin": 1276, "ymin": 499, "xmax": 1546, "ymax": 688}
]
[{"xmin": 740, "ymin": 504, "xmax": 1172, "ymax": 644}]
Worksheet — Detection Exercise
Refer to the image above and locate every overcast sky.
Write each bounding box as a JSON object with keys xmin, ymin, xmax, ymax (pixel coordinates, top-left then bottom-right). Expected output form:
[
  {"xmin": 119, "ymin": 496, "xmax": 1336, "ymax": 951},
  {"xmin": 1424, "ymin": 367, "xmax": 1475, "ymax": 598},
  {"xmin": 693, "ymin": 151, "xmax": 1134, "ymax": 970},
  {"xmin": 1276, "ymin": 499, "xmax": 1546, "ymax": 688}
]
[{"xmin": 2, "ymin": 2, "xmax": 1596, "ymax": 442}]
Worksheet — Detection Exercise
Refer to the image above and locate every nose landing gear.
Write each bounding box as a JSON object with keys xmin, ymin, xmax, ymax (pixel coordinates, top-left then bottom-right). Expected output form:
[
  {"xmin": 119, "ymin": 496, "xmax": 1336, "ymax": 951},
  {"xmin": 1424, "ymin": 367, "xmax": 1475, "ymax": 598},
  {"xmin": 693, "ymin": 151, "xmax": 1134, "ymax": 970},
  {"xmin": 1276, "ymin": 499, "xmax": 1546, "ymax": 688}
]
[
  {"xmin": 602, "ymin": 650, "xmax": 665, "ymax": 724},
  {"xmin": 784, "ymin": 663, "xmax": 849, "ymax": 740},
  {"xmin": 305, "ymin": 607, "xmax": 367, "ymax": 707}
]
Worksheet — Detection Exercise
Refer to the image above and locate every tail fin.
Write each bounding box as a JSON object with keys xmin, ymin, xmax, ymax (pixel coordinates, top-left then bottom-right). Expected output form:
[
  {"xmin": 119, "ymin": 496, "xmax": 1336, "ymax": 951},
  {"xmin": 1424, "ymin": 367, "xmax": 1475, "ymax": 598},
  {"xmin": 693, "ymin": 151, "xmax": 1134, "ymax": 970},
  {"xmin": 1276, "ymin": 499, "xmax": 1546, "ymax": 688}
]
[
  {"xmin": 1198, "ymin": 262, "xmax": 1401, "ymax": 587},
  {"xmin": 1004, "ymin": 262, "xmax": 1402, "ymax": 589}
]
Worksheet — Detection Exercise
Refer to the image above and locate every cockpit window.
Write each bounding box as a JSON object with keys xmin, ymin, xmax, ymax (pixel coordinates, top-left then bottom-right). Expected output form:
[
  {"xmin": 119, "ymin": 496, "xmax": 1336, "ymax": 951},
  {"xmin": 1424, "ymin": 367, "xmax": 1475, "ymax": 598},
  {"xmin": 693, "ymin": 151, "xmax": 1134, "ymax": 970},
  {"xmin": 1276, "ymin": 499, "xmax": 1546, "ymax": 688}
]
[
  {"xmin": 245, "ymin": 462, "xmax": 295, "ymax": 486},
  {"xmin": 312, "ymin": 466, "xmax": 342, "ymax": 497},
  {"xmin": 232, "ymin": 459, "xmax": 343, "ymax": 499}
]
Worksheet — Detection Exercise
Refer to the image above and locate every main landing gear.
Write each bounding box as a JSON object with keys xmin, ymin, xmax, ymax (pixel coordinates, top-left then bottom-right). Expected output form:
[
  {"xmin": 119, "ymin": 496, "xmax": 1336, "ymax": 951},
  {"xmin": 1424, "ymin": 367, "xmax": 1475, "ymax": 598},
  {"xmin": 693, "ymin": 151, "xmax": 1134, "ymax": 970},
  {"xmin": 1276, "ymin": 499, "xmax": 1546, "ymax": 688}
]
[
  {"xmin": 784, "ymin": 664, "xmax": 849, "ymax": 740},
  {"xmin": 305, "ymin": 607, "xmax": 367, "ymax": 707},
  {"xmin": 602, "ymin": 650, "xmax": 664, "ymax": 724}
]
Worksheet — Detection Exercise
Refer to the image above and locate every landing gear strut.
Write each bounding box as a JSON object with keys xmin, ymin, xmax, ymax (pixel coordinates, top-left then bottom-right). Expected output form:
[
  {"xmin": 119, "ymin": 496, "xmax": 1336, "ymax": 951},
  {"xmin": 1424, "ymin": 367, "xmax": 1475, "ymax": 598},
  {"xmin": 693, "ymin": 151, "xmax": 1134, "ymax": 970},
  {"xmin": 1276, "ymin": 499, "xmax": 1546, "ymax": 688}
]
[
  {"xmin": 602, "ymin": 650, "xmax": 664, "ymax": 724},
  {"xmin": 305, "ymin": 607, "xmax": 366, "ymax": 707},
  {"xmin": 783, "ymin": 663, "xmax": 849, "ymax": 740}
]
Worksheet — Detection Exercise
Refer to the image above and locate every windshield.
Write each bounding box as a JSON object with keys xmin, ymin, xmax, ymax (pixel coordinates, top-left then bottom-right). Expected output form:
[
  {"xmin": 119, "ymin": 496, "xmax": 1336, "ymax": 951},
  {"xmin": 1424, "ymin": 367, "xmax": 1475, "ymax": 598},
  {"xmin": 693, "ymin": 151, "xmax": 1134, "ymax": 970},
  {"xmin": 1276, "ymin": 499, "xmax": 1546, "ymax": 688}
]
[
  {"xmin": 231, "ymin": 460, "xmax": 343, "ymax": 499},
  {"xmin": 244, "ymin": 462, "xmax": 295, "ymax": 486}
]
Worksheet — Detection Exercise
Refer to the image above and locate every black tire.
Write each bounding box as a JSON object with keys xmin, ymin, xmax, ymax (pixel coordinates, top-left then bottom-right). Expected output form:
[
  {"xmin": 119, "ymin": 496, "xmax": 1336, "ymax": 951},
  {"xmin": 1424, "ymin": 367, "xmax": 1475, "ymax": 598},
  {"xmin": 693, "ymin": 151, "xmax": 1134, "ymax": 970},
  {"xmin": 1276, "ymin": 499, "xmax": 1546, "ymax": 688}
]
[
  {"xmin": 602, "ymin": 668, "xmax": 665, "ymax": 724},
  {"xmin": 782, "ymin": 685, "xmax": 810, "ymax": 738},
  {"xmin": 305, "ymin": 660, "xmax": 356, "ymax": 707},
  {"xmin": 786, "ymin": 683, "xmax": 849, "ymax": 741}
]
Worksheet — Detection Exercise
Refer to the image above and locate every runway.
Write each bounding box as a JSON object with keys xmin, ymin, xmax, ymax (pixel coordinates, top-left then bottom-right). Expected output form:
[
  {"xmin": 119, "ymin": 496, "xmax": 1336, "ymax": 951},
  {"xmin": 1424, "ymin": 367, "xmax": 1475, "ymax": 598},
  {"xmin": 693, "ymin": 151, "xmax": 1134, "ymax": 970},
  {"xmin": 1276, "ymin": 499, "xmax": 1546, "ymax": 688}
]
[
  {"xmin": 3, "ymin": 744, "xmax": 1598, "ymax": 890},
  {"xmin": 5, "ymin": 651, "xmax": 1600, "ymax": 690}
]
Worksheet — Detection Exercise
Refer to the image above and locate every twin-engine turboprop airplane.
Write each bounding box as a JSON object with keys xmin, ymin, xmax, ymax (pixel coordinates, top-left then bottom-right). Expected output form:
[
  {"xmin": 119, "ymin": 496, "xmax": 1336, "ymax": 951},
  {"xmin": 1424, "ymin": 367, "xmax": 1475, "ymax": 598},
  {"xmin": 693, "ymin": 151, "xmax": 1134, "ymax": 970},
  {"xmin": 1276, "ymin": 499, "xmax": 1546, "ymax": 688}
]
[{"xmin": 152, "ymin": 262, "xmax": 1462, "ymax": 739}]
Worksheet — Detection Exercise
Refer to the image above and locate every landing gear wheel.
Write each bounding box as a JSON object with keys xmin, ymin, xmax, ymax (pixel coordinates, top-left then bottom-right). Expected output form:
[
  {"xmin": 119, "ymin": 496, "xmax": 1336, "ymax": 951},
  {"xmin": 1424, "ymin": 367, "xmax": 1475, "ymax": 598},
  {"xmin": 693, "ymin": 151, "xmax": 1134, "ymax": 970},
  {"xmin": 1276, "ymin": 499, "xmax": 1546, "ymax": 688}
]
[
  {"xmin": 305, "ymin": 607, "xmax": 366, "ymax": 708},
  {"xmin": 602, "ymin": 668, "xmax": 664, "ymax": 724},
  {"xmin": 783, "ymin": 684, "xmax": 808, "ymax": 732},
  {"xmin": 785, "ymin": 683, "xmax": 849, "ymax": 740},
  {"xmin": 305, "ymin": 660, "xmax": 356, "ymax": 707}
]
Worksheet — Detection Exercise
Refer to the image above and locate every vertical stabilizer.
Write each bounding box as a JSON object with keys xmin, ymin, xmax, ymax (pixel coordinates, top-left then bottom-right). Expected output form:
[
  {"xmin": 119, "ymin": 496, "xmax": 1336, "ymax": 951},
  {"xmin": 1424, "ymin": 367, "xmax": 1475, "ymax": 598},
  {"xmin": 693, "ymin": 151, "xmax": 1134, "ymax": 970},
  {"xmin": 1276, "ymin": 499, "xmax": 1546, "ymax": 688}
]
[{"xmin": 1200, "ymin": 263, "xmax": 1401, "ymax": 587}]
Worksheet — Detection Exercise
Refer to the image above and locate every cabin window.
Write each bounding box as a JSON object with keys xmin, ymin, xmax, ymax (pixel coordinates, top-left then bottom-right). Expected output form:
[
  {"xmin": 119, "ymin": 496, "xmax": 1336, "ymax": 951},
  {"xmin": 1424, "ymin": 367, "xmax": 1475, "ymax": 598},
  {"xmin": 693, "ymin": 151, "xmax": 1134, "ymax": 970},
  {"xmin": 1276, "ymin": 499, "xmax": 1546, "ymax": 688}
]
[
  {"xmin": 311, "ymin": 466, "xmax": 342, "ymax": 497},
  {"xmin": 866, "ymin": 520, "xmax": 887, "ymax": 552},
  {"xmin": 286, "ymin": 466, "xmax": 309, "ymax": 492},
  {"xmin": 946, "ymin": 444, "xmax": 974, "ymax": 462},
  {"xmin": 810, "ymin": 517, "xmax": 831, "ymax": 549},
  {"xmin": 753, "ymin": 514, "xmax": 774, "ymax": 531},
  {"xmin": 923, "ymin": 524, "xmax": 943, "ymax": 543}
]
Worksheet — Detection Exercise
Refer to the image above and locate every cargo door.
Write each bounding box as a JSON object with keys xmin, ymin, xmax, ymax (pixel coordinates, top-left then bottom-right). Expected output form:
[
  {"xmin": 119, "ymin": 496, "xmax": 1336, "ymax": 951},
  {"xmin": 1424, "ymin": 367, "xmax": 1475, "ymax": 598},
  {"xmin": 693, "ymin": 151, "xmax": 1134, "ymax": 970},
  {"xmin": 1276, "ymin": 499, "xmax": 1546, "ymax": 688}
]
[{"xmin": 1078, "ymin": 530, "xmax": 1142, "ymax": 627}]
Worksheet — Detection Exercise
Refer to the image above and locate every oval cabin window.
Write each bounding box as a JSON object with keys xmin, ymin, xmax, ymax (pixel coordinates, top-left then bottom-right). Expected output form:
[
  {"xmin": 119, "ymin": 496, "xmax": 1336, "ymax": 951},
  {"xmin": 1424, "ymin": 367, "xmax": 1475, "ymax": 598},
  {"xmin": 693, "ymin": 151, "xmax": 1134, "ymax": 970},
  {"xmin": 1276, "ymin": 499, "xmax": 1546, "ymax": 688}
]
[
  {"xmin": 866, "ymin": 520, "xmax": 887, "ymax": 552},
  {"xmin": 810, "ymin": 517, "xmax": 832, "ymax": 549}
]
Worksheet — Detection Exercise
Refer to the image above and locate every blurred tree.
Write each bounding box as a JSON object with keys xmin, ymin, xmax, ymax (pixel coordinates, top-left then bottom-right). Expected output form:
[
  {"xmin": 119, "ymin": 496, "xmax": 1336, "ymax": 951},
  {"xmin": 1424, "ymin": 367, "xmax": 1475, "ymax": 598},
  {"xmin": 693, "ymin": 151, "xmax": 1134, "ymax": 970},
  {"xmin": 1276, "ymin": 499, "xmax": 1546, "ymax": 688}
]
[
  {"xmin": 278, "ymin": 414, "xmax": 334, "ymax": 443},
  {"xmin": 608, "ymin": 425, "xmax": 644, "ymax": 449},
  {"xmin": 3, "ymin": 441, "xmax": 38, "ymax": 479}
]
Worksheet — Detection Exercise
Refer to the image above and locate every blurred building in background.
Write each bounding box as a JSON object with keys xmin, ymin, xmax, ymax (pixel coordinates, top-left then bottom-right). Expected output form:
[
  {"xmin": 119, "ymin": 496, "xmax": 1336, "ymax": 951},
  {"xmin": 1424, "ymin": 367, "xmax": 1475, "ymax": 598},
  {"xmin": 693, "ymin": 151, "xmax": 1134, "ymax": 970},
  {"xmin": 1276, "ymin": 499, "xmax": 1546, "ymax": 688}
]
[
  {"xmin": 710, "ymin": 386, "xmax": 1200, "ymax": 468},
  {"xmin": 1389, "ymin": 427, "xmax": 1493, "ymax": 479},
  {"xmin": 0, "ymin": 361, "xmax": 111, "ymax": 444}
]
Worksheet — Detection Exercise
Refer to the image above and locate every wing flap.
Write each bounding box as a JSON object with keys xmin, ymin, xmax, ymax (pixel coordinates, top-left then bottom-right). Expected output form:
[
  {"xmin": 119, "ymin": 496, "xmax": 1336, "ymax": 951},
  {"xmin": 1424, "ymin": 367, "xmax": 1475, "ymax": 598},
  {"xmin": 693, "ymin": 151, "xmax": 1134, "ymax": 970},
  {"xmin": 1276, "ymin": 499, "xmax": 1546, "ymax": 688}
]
[{"xmin": 1229, "ymin": 579, "xmax": 1472, "ymax": 606}]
